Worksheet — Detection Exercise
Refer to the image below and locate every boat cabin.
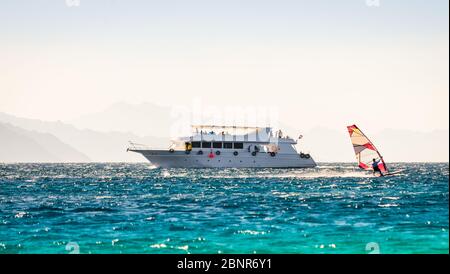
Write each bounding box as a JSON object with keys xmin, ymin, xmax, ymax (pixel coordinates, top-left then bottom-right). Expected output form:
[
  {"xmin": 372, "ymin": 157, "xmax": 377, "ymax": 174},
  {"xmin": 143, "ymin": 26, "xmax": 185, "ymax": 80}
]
[{"xmin": 168, "ymin": 125, "xmax": 301, "ymax": 155}]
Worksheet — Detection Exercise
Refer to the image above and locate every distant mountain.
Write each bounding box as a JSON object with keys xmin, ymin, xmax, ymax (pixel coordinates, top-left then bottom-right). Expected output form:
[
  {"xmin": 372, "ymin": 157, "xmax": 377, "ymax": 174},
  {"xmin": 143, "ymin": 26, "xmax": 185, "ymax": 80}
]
[
  {"xmin": 0, "ymin": 112, "xmax": 166, "ymax": 162},
  {"xmin": 0, "ymin": 122, "xmax": 89, "ymax": 163},
  {"xmin": 69, "ymin": 102, "xmax": 173, "ymax": 138}
]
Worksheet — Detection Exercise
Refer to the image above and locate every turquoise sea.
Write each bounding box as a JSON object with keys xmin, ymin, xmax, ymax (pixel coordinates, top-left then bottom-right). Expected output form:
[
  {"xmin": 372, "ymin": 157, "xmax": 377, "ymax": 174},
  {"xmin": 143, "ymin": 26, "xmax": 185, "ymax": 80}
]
[{"xmin": 0, "ymin": 163, "xmax": 448, "ymax": 254}]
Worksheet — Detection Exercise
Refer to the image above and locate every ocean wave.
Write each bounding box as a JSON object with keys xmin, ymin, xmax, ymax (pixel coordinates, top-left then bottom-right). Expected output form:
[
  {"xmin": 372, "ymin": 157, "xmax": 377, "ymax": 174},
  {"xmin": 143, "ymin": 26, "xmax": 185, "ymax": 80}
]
[
  {"xmin": 150, "ymin": 243, "xmax": 167, "ymax": 248},
  {"xmin": 378, "ymin": 203, "xmax": 399, "ymax": 208},
  {"xmin": 237, "ymin": 230, "xmax": 269, "ymax": 235},
  {"xmin": 14, "ymin": 212, "xmax": 27, "ymax": 218},
  {"xmin": 70, "ymin": 207, "xmax": 117, "ymax": 213}
]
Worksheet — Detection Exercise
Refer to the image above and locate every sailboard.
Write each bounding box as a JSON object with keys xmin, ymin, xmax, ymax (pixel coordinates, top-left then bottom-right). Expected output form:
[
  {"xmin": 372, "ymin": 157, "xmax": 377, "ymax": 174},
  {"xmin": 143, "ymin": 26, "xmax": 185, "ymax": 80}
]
[{"xmin": 347, "ymin": 125, "xmax": 403, "ymax": 176}]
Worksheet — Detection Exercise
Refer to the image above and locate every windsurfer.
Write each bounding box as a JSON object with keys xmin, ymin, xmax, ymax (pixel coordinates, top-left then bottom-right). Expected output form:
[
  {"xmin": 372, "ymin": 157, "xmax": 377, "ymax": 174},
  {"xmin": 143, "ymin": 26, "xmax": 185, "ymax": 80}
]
[{"xmin": 372, "ymin": 158, "xmax": 384, "ymax": 176}]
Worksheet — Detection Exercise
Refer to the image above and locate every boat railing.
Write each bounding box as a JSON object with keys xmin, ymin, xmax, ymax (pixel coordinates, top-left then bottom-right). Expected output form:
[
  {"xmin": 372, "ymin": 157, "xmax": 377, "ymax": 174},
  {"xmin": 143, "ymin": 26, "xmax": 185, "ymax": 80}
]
[
  {"xmin": 127, "ymin": 141, "xmax": 150, "ymax": 151},
  {"xmin": 126, "ymin": 141, "xmax": 171, "ymax": 151}
]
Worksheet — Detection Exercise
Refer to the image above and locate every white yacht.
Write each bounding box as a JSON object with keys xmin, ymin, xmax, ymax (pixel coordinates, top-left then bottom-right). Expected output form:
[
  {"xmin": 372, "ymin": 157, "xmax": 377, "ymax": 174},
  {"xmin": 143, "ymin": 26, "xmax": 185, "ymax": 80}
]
[{"xmin": 127, "ymin": 125, "xmax": 316, "ymax": 168}]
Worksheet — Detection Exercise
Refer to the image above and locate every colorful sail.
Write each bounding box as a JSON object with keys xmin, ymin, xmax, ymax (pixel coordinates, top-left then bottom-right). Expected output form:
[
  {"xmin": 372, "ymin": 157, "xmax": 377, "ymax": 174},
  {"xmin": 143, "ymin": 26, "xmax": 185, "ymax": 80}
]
[{"xmin": 347, "ymin": 125, "xmax": 387, "ymax": 172}]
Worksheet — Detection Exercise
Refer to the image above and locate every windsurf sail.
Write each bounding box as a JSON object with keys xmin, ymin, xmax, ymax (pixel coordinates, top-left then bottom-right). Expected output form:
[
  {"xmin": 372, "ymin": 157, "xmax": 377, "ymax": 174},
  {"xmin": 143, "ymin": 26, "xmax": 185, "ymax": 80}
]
[{"xmin": 347, "ymin": 125, "xmax": 388, "ymax": 173}]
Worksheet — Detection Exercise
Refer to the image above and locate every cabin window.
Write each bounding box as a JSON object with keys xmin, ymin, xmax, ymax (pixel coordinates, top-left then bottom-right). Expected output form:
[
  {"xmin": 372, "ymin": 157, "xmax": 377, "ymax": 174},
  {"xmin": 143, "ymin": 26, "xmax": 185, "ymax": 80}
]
[
  {"xmin": 191, "ymin": 142, "xmax": 201, "ymax": 148},
  {"xmin": 233, "ymin": 142, "xmax": 244, "ymax": 149},
  {"xmin": 213, "ymin": 142, "xmax": 222, "ymax": 149},
  {"xmin": 223, "ymin": 142, "xmax": 233, "ymax": 149},
  {"xmin": 201, "ymin": 142, "xmax": 211, "ymax": 148}
]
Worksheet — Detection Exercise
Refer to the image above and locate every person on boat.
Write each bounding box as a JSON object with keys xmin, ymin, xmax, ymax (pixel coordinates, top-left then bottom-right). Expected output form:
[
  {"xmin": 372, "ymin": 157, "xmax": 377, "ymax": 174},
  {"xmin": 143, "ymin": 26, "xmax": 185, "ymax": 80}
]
[{"xmin": 372, "ymin": 158, "xmax": 384, "ymax": 176}]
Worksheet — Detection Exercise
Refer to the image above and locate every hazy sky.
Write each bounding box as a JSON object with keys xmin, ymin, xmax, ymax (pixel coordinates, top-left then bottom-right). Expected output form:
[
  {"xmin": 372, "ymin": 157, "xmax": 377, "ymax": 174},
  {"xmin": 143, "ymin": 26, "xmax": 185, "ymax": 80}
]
[{"xmin": 1, "ymin": 0, "xmax": 448, "ymax": 132}]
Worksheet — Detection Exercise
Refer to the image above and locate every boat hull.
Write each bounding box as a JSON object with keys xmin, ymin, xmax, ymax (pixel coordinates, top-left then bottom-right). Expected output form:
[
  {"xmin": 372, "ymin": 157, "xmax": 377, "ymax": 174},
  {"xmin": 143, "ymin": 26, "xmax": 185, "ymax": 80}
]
[{"xmin": 131, "ymin": 149, "xmax": 317, "ymax": 168}]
